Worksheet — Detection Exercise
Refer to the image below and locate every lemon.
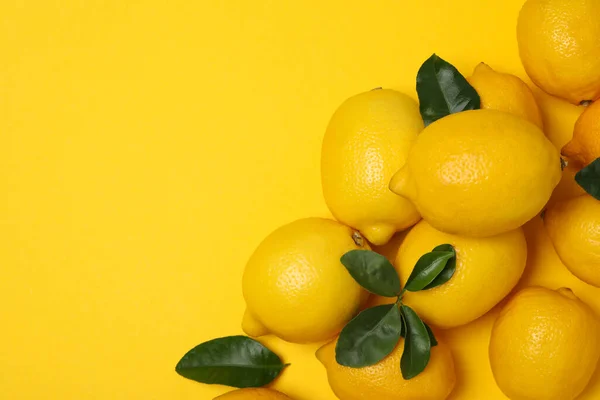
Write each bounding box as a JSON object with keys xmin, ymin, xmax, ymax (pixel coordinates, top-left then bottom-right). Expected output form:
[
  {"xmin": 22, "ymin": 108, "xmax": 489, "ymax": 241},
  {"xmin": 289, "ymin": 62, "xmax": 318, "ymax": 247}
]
[
  {"xmin": 563, "ymin": 100, "xmax": 600, "ymax": 167},
  {"xmin": 214, "ymin": 388, "xmax": 292, "ymax": 400},
  {"xmin": 545, "ymin": 195, "xmax": 600, "ymax": 287},
  {"xmin": 390, "ymin": 220, "xmax": 527, "ymax": 329},
  {"xmin": 242, "ymin": 218, "xmax": 369, "ymax": 343},
  {"xmin": 490, "ymin": 286, "xmax": 600, "ymax": 400},
  {"xmin": 533, "ymin": 88, "xmax": 585, "ymax": 150},
  {"xmin": 468, "ymin": 63, "xmax": 543, "ymax": 129},
  {"xmin": 321, "ymin": 89, "xmax": 423, "ymax": 245},
  {"xmin": 390, "ymin": 109, "xmax": 561, "ymax": 237},
  {"xmin": 316, "ymin": 335, "xmax": 455, "ymax": 400},
  {"xmin": 546, "ymin": 164, "xmax": 586, "ymax": 209},
  {"xmin": 517, "ymin": 0, "xmax": 600, "ymax": 104}
]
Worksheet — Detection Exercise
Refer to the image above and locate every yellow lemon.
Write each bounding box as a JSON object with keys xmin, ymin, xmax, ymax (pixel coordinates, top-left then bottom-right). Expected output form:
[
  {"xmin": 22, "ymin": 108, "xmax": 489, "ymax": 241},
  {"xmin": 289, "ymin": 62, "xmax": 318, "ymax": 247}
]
[
  {"xmin": 546, "ymin": 164, "xmax": 586, "ymax": 208},
  {"xmin": 517, "ymin": 0, "xmax": 600, "ymax": 104},
  {"xmin": 214, "ymin": 388, "xmax": 292, "ymax": 400},
  {"xmin": 316, "ymin": 336, "xmax": 455, "ymax": 400},
  {"xmin": 533, "ymin": 87, "xmax": 585, "ymax": 150},
  {"xmin": 242, "ymin": 218, "xmax": 369, "ymax": 343},
  {"xmin": 321, "ymin": 89, "xmax": 422, "ymax": 245},
  {"xmin": 390, "ymin": 109, "xmax": 561, "ymax": 237},
  {"xmin": 545, "ymin": 194, "xmax": 600, "ymax": 287},
  {"xmin": 490, "ymin": 286, "xmax": 600, "ymax": 400},
  {"xmin": 391, "ymin": 220, "xmax": 526, "ymax": 329},
  {"xmin": 468, "ymin": 63, "xmax": 543, "ymax": 129},
  {"xmin": 563, "ymin": 100, "xmax": 600, "ymax": 167}
]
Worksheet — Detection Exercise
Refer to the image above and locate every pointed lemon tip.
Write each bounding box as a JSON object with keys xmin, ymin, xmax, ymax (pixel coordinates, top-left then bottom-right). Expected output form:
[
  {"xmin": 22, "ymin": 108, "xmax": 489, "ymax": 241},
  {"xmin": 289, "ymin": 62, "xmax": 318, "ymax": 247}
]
[
  {"xmin": 473, "ymin": 62, "xmax": 493, "ymax": 75},
  {"xmin": 389, "ymin": 166, "xmax": 417, "ymax": 201},
  {"xmin": 557, "ymin": 287, "xmax": 578, "ymax": 300},
  {"xmin": 561, "ymin": 140, "xmax": 586, "ymax": 167},
  {"xmin": 360, "ymin": 224, "xmax": 396, "ymax": 246},
  {"xmin": 315, "ymin": 340, "xmax": 334, "ymax": 365},
  {"xmin": 561, "ymin": 139, "xmax": 578, "ymax": 158},
  {"xmin": 242, "ymin": 309, "xmax": 269, "ymax": 337}
]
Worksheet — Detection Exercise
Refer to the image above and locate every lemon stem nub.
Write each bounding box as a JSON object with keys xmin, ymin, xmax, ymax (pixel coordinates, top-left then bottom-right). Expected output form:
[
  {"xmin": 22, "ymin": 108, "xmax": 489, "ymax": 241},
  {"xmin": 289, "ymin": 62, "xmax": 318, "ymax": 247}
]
[
  {"xmin": 352, "ymin": 231, "xmax": 365, "ymax": 247},
  {"xmin": 242, "ymin": 309, "xmax": 269, "ymax": 337}
]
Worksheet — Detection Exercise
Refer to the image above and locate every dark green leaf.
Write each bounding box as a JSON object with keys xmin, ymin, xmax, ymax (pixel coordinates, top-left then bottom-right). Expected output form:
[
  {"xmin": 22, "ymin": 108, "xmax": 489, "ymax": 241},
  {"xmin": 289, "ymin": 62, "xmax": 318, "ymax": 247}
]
[
  {"xmin": 175, "ymin": 336, "xmax": 287, "ymax": 388},
  {"xmin": 417, "ymin": 54, "xmax": 480, "ymax": 126},
  {"xmin": 576, "ymin": 158, "xmax": 600, "ymax": 200},
  {"xmin": 400, "ymin": 308, "xmax": 407, "ymax": 338},
  {"xmin": 423, "ymin": 244, "xmax": 457, "ymax": 290},
  {"xmin": 341, "ymin": 250, "xmax": 401, "ymax": 297},
  {"xmin": 336, "ymin": 304, "xmax": 403, "ymax": 367},
  {"xmin": 400, "ymin": 305, "xmax": 431, "ymax": 380},
  {"xmin": 404, "ymin": 245, "xmax": 455, "ymax": 292},
  {"xmin": 423, "ymin": 322, "xmax": 438, "ymax": 347}
]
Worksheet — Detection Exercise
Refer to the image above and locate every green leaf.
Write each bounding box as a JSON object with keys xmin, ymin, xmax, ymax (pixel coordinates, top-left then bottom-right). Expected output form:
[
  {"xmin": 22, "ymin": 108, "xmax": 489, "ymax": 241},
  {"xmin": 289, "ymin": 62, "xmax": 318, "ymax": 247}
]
[
  {"xmin": 576, "ymin": 158, "xmax": 600, "ymax": 200},
  {"xmin": 336, "ymin": 304, "xmax": 403, "ymax": 367},
  {"xmin": 404, "ymin": 245, "xmax": 455, "ymax": 292},
  {"xmin": 175, "ymin": 336, "xmax": 288, "ymax": 388},
  {"xmin": 417, "ymin": 54, "xmax": 480, "ymax": 126},
  {"xmin": 400, "ymin": 306, "xmax": 407, "ymax": 338},
  {"xmin": 423, "ymin": 244, "xmax": 457, "ymax": 290},
  {"xmin": 423, "ymin": 322, "xmax": 438, "ymax": 347},
  {"xmin": 400, "ymin": 305, "xmax": 431, "ymax": 380},
  {"xmin": 341, "ymin": 250, "xmax": 401, "ymax": 297}
]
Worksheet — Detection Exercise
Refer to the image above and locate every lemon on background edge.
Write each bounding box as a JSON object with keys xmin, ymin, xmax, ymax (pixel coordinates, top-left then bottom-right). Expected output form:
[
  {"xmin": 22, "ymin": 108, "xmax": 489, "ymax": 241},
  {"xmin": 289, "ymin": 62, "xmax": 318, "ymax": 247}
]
[
  {"xmin": 388, "ymin": 220, "xmax": 527, "ymax": 329},
  {"xmin": 214, "ymin": 388, "xmax": 293, "ymax": 400},
  {"xmin": 389, "ymin": 109, "xmax": 561, "ymax": 238},
  {"xmin": 316, "ymin": 336, "xmax": 455, "ymax": 400},
  {"xmin": 517, "ymin": 0, "xmax": 600, "ymax": 105},
  {"xmin": 467, "ymin": 62, "xmax": 543, "ymax": 129},
  {"xmin": 489, "ymin": 286, "xmax": 600, "ymax": 400},
  {"xmin": 545, "ymin": 194, "xmax": 600, "ymax": 288},
  {"xmin": 242, "ymin": 218, "xmax": 369, "ymax": 344},
  {"xmin": 532, "ymin": 87, "xmax": 585, "ymax": 150},
  {"xmin": 321, "ymin": 89, "xmax": 422, "ymax": 246},
  {"xmin": 562, "ymin": 100, "xmax": 600, "ymax": 167}
]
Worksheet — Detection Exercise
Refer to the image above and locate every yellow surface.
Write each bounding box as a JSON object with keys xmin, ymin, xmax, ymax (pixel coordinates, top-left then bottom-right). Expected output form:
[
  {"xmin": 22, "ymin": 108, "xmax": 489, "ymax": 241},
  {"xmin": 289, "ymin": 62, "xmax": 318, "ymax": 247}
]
[{"xmin": 1, "ymin": 1, "xmax": 599, "ymax": 399}]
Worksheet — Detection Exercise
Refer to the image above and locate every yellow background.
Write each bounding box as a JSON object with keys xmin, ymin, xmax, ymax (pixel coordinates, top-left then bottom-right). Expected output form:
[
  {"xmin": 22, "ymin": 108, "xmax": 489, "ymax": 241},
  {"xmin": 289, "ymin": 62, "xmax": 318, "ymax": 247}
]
[{"xmin": 0, "ymin": 1, "xmax": 597, "ymax": 399}]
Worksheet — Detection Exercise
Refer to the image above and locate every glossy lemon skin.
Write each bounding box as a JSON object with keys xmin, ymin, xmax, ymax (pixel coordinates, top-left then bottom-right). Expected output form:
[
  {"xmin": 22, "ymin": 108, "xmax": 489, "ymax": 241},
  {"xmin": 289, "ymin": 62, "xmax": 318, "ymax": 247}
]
[
  {"xmin": 390, "ymin": 109, "xmax": 561, "ymax": 237},
  {"xmin": 517, "ymin": 0, "xmax": 600, "ymax": 104},
  {"xmin": 468, "ymin": 62, "xmax": 543, "ymax": 129},
  {"xmin": 242, "ymin": 218, "xmax": 369, "ymax": 343},
  {"xmin": 390, "ymin": 220, "xmax": 527, "ymax": 329},
  {"xmin": 490, "ymin": 287, "xmax": 600, "ymax": 400},
  {"xmin": 317, "ymin": 335, "xmax": 455, "ymax": 400},
  {"xmin": 562, "ymin": 100, "xmax": 600, "ymax": 167},
  {"xmin": 321, "ymin": 89, "xmax": 423, "ymax": 245},
  {"xmin": 545, "ymin": 195, "xmax": 600, "ymax": 287}
]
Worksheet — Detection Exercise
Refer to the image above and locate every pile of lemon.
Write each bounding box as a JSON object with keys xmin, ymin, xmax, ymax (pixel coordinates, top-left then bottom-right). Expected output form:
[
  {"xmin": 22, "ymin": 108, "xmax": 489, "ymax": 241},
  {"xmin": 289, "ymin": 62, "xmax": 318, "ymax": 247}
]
[{"xmin": 179, "ymin": 1, "xmax": 600, "ymax": 399}]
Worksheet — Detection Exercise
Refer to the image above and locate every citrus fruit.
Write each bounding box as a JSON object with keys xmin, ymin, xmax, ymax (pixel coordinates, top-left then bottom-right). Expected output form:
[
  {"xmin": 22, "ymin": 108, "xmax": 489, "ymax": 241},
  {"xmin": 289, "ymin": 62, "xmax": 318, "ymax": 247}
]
[
  {"xmin": 316, "ymin": 335, "xmax": 455, "ymax": 400},
  {"xmin": 468, "ymin": 62, "xmax": 543, "ymax": 129},
  {"xmin": 533, "ymin": 88, "xmax": 585, "ymax": 150},
  {"xmin": 562, "ymin": 100, "xmax": 600, "ymax": 167},
  {"xmin": 517, "ymin": 0, "xmax": 600, "ymax": 104},
  {"xmin": 545, "ymin": 194, "xmax": 600, "ymax": 287},
  {"xmin": 391, "ymin": 220, "xmax": 526, "ymax": 328},
  {"xmin": 214, "ymin": 388, "xmax": 292, "ymax": 400},
  {"xmin": 389, "ymin": 109, "xmax": 561, "ymax": 237},
  {"xmin": 546, "ymin": 164, "xmax": 586, "ymax": 208},
  {"xmin": 490, "ymin": 286, "xmax": 600, "ymax": 400},
  {"xmin": 242, "ymin": 218, "xmax": 369, "ymax": 343},
  {"xmin": 321, "ymin": 89, "xmax": 422, "ymax": 245}
]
